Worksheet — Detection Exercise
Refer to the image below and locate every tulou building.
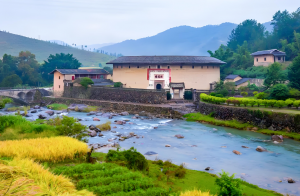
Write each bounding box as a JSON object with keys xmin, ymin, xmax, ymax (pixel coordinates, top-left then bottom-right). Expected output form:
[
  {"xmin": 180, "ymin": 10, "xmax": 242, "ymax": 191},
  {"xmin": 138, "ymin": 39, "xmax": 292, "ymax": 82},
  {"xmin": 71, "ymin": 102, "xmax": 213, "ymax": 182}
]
[{"xmin": 107, "ymin": 56, "xmax": 225, "ymax": 97}]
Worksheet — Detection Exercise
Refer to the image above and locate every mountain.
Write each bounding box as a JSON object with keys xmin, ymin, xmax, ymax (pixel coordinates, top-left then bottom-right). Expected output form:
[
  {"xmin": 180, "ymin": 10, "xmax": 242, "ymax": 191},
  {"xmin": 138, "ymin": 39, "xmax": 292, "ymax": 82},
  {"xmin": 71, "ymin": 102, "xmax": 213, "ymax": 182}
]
[
  {"xmin": 48, "ymin": 41, "xmax": 115, "ymax": 52},
  {"xmin": 100, "ymin": 22, "xmax": 273, "ymax": 56},
  {"xmin": 0, "ymin": 32, "xmax": 115, "ymax": 66}
]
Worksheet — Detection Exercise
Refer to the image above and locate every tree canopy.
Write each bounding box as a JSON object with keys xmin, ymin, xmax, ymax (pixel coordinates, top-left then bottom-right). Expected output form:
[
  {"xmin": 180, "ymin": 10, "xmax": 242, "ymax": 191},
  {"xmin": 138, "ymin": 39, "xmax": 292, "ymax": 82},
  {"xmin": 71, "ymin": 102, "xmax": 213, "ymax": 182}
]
[{"xmin": 288, "ymin": 55, "xmax": 300, "ymax": 90}]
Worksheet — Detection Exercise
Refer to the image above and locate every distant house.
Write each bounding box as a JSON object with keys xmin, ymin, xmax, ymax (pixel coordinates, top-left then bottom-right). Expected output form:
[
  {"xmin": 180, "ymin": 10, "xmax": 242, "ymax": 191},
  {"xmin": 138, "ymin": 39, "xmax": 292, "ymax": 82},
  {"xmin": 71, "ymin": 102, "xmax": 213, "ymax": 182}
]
[
  {"xmin": 49, "ymin": 68, "xmax": 110, "ymax": 96},
  {"xmin": 224, "ymin": 75, "xmax": 264, "ymax": 89},
  {"xmin": 251, "ymin": 49, "xmax": 286, "ymax": 67}
]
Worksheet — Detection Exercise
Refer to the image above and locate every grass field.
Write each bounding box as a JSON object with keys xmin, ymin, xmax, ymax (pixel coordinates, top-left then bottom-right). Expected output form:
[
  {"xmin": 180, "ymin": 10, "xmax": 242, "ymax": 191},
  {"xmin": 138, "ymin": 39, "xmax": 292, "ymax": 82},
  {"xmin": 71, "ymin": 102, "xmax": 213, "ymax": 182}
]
[{"xmin": 0, "ymin": 31, "xmax": 116, "ymax": 66}]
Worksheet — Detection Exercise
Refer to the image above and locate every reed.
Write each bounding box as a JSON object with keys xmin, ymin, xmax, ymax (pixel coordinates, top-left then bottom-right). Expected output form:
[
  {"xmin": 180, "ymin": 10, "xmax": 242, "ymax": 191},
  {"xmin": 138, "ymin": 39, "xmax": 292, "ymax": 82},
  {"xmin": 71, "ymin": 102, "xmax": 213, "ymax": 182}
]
[
  {"xmin": 0, "ymin": 137, "xmax": 89, "ymax": 162},
  {"xmin": 0, "ymin": 158, "xmax": 94, "ymax": 196}
]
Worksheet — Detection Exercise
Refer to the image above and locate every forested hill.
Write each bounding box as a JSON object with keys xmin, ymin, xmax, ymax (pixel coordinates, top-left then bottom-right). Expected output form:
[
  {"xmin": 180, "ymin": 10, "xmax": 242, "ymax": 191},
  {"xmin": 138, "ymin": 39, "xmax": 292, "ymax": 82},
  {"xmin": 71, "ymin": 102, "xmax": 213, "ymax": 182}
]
[
  {"xmin": 0, "ymin": 31, "xmax": 115, "ymax": 66},
  {"xmin": 99, "ymin": 22, "xmax": 273, "ymax": 56}
]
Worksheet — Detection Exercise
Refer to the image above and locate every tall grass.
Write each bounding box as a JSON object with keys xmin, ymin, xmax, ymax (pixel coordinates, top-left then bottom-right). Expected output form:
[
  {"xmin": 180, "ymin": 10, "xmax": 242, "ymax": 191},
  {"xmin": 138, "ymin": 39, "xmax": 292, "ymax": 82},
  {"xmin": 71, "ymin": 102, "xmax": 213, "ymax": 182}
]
[
  {"xmin": 6, "ymin": 106, "xmax": 30, "ymax": 111},
  {"xmin": 47, "ymin": 103, "xmax": 68, "ymax": 110},
  {"xmin": 178, "ymin": 190, "xmax": 214, "ymax": 196},
  {"xmin": 0, "ymin": 137, "xmax": 89, "ymax": 162},
  {"xmin": 0, "ymin": 158, "xmax": 94, "ymax": 196}
]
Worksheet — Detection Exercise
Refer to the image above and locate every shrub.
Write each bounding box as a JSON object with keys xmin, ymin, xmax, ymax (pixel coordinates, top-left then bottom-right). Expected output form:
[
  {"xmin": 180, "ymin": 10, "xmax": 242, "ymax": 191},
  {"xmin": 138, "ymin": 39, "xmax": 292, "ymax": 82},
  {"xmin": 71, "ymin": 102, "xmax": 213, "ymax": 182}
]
[
  {"xmin": 56, "ymin": 116, "xmax": 87, "ymax": 141},
  {"xmin": 248, "ymin": 99, "xmax": 257, "ymax": 107},
  {"xmin": 269, "ymin": 84, "xmax": 289, "ymax": 100},
  {"xmin": 167, "ymin": 92, "xmax": 171, "ymax": 100},
  {"xmin": 261, "ymin": 99, "xmax": 268, "ymax": 107},
  {"xmin": 289, "ymin": 88, "xmax": 300, "ymax": 97},
  {"xmin": 276, "ymin": 100, "xmax": 286, "ymax": 108},
  {"xmin": 96, "ymin": 121, "xmax": 111, "ymax": 131},
  {"xmin": 215, "ymin": 170, "xmax": 242, "ymax": 196},
  {"xmin": 0, "ymin": 137, "xmax": 88, "ymax": 162},
  {"xmin": 106, "ymin": 147, "xmax": 149, "ymax": 172},
  {"xmin": 248, "ymin": 83, "xmax": 259, "ymax": 91},
  {"xmin": 215, "ymin": 94, "xmax": 224, "ymax": 97},
  {"xmin": 241, "ymin": 92, "xmax": 248, "ymax": 97},
  {"xmin": 293, "ymin": 100, "xmax": 300, "ymax": 109},
  {"xmin": 216, "ymin": 89, "xmax": 229, "ymax": 97},
  {"xmin": 210, "ymin": 92, "xmax": 216, "ymax": 96},
  {"xmin": 114, "ymin": 82, "xmax": 123, "ymax": 88},
  {"xmin": 285, "ymin": 99, "xmax": 295, "ymax": 108},
  {"xmin": 0, "ymin": 97, "xmax": 12, "ymax": 109},
  {"xmin": 80, "ymin": 77, "xmax": 94, "ymax": 88},
  {"xmin": 267, "ymin": 100, "xmax": 277, "ymax": 108},
  {"xmin": 253, "ymin": 91, "xmax": 258, "ymax": 96},
  {"xmin": 184, "ymin": 91, "xmax": 193, "ymax": 100},
  {"xmin": 255, "ymin": 92, "xmax": 267, "ymax": 99},
  {"xmin": 241, "ymin": 99, "xmax": 249, "ymax": 107},
  {"xmin": 257, "ymin": 99, "xmax": 264, "ymax": 107}
]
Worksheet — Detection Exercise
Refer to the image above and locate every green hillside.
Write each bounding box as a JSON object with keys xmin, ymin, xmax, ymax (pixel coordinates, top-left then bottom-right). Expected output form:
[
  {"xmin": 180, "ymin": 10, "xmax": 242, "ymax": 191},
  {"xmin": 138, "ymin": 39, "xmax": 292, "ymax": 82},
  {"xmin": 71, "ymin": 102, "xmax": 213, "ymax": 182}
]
[{"xmin": 0, "ymin": 31, "xmax": 115, "ymax": 66}]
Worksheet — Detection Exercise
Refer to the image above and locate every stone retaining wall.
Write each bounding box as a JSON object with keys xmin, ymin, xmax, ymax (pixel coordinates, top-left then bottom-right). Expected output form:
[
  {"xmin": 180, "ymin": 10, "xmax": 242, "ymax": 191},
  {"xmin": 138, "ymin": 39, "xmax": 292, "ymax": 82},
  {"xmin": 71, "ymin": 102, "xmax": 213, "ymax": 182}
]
[
  {"xmin": 197, "ymin": 102, "xmax": 300, "ymax": 133},
  {"xmin": 62, "ymin": 86, "xmax": 167, "ymax": 104}
]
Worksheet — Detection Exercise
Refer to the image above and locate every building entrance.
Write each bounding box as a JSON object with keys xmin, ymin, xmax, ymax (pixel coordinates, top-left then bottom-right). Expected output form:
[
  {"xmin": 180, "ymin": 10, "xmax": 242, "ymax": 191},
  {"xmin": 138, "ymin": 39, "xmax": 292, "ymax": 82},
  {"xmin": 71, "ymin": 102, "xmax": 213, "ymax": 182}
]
[{"xmin": 156, "ymin": 83, "xmax": 162, "ymax": 89}]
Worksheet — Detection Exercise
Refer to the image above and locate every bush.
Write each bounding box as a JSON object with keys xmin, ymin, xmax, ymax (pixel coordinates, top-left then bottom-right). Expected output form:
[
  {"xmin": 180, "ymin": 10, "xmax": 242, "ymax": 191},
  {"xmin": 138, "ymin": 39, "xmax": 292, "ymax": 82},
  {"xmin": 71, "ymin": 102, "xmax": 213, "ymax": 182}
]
[
  {"xmin": 56, "ymin": 116, "xmax": 87, "ymax": 141},
  {"xmin": 267, "ymin": 100, "xmax": 277, "ymax": 108},
  {"xmin": 216, "ymin": 89, "xmax": 229, "ymax": 97},
  {"xmin": 80, "ymin": 77, "xmax": 94, "ymax": 88},
  {"xmin": 253, "ymin": 91, "xmax": 258, "ymax": 96},
  {"xmin": 248, "ymin": 99, "xmax": 257, "ymax": 107},
  {"xmin": 248, "ymin": 83, "xmax": 259, "ymax": 91},
  {"xmin": 184, "ymin": 91, "xmax": 193, "ymax": 100},
  {"xmin": 106, "ymin": 147, "xmax": 149, "ymax": 172},
  {"xmin": 167, "ymin": 92, "xmax": 171, "ymax": 100},
  {"xmin": 215, "ymin": 170, "xmax": 242, "ymax": 196},
  {"xmin": 289, "ymin": 88, "xmax": 300, "ymax": 97},
  {"xmin": 96, "ymin": 121, "xmax": 111, "ymax": 131},
  {"xmin": 114, "ymin": 82, "xmax": 123, "ymax": 88},
  {"xmin": 215, "ymin": 94, "xmax": 224, "ymax": 97},
  {"xmin": 276, "ymin": 100, "xmax": 286, "ymax": 108},
  {"xmin": 241, "ymin": 92, "xmax": 248, "ymax": 97},
  {"xmin": 293, "ymin": 100, "xmax": 300, "ymax": 109},
  {"xmin": 285, "ymin": 99, "xmax": 294, "ymax": 108},
  {"xmin": 0, "ymin": 97, "xmax": 12, "ymax": 109},
  {"xmin": 210, "ymin": 92, "xmax": 216, "ymax": 96},
  {"xmin": 269, "ymin": 84, "xmax": 289, "ymax": 100},
  {"xmin": 255, "ymin": 92, "xmax": 267, "ymax": 99}
]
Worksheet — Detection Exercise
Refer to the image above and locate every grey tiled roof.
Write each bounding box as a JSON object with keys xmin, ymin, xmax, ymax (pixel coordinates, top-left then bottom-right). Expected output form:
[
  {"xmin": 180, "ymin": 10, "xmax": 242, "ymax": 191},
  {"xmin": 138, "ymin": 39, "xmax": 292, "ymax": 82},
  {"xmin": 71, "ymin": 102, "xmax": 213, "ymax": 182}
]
[
  {"xmin": 106, "ymin": 56, "xmax": 226, "ymax": 65},
  {"xmin": 49, "ymin": 69, "xmax": 109, "ymax": 75},
  {"xmin": 235, "ymin": 78, "xmax": 250, "ymax": 86},
  {"xmin": 225, "ymin": 75, "xmax": 240, "ymax": 79},
  {"xmin": 170, "ymin": 82, "xmax": 185, "ymax": 88},
  {"xmin": 250, "ymin": 49, "xmax": 286, "ymax": 57}
]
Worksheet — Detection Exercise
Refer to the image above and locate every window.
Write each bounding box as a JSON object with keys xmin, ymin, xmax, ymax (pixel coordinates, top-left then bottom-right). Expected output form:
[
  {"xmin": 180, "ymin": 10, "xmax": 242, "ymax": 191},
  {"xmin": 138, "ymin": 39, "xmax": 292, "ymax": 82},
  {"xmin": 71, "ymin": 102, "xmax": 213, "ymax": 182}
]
[
  {"xmin": 180, "ymin": 65, "xmax": 183, "ymax": 69},
  {"xmin": 192, "ymin": 66, "xmax": 194, "ymax": 69},
  {"xmin": 129, "ymin": 66, "xmax": 130, "ymax": 69},
  {"xmin": 207, "ymin": 66, "xmax": 209, "ymax": 68},
  {"xmin": 137, "ymin": 66, "xmax": 139, "ymax": 68},
  {"xmin": 168, "ymin": 66, "xmax": 170, "ymax": 69},
  {"xmin": 264, "ymin": 58, "xmax": 266, "ymax": 61},
  {"xmin": 201, "ymin": 66, "xmax": 203, "ymax": 69},
  {"xmin": 121, "ymin": 65, "xmax": 123, "ymax": 68},
  {"xmin": 257, "ymin": 58, "xmax": 258, "ymax": 62},
  {"xmin": 117, "ymin": 65, "xmax": 118, "ymax": 68},
  {"xmin": 59, "ymin": 76, "xmax": 60, "ymax": 79},
  {"xmin": 278, "ymin": 57, "xmax": 281, "ymax": 60},
  {"xmin": 149, "ymin": 66, "xmax": 151, "ymax": 68},
  {"xmin": 59, "ymin": 85, "xmax": 60, "ymax": 89},
  {"xmin": 157, "ymin": 65, "xmax": 160, "ymax": 69},
  {"xmin": 213, "ymin": 66, "xmax": 214, "ymax": 69}
]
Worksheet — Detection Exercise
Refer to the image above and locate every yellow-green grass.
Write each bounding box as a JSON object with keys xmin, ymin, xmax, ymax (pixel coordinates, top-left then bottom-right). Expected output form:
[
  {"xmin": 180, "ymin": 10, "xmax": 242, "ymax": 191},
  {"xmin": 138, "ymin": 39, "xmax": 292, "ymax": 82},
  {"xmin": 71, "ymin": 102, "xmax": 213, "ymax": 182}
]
[
  {"xmin": 96, "ymin": 121, "xmax": 111, "ymax": 131},
  {"xmin": 0, "ymin": 158, "xmax": 94, "ymax": 196},
  {"xmin": 177, "ymin": 190, "xmax": 214, "ymax": 196},
  {"xmin": 0, "ymin": 127, "xmax": 57, "ymax": 141},
  {"xmin": 47, "ymin": 103, "xmax": 68, "ymax": 110},
  {"xmin": 6, "ymin": 106, "xmax": 30, "ymax": 112},
  {"xmin": 0, "ymin": 31, "xmax": 115, "ymax": 65},
  {"xmin": 82, "ymin": 106, "xmax": 98, "ymax": 112},
  {"xmin": 0, "ymin": 137, "xmax": 89, "ymax": 162},
  {"xmin": 184, "ymin": 113, "xmax": 300, "ymax": 141}
]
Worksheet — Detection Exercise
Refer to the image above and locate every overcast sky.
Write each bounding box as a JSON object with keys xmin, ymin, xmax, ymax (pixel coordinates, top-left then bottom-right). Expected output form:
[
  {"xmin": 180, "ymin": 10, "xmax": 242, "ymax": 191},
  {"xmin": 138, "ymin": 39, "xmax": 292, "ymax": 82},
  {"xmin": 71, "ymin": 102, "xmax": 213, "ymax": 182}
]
[{"xmin": 0, "ymin": 0, "xmax": 299, "ymax": 45}]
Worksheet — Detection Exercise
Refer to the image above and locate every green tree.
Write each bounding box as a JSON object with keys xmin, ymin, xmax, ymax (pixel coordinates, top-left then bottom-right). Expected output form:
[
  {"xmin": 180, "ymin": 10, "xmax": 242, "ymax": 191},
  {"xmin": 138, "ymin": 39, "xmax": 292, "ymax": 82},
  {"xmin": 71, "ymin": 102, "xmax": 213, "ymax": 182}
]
[
  {"xmin": 263, "ymin": 63, "xmax": 287, "ymax": 89},
  {"xmin": 56, "ymin": 116, "xmax": 87, "ymax": 141},
  {"xmin": 0, "ymin": 97, "xmax": 12, "ymax": 109},
  {"xmin": 103, "ymin": 66, "xmax": 113, "ymax": 74},
  {"xmin": 80, "ymin": 77, "xmax": 94, "ymax": 88},
  {"xmin": 215, "ymin": 170, "xmax": 242, "ymax": 196},
  {"xmin": 114, "ymin": 82, "xmax": 123, "ymax": 88},
  {"xmin": 41, "ymin": 53, "xmax": 81, "ymax": 83},
  {"xmin": 270, "ymin": 84, "xmax": 290, "ymax": 100},
  {"xmin": 288, "ymin": 55, "xmax": 300, "ymax": 90},
  {"xmin": 0, "ymin": 74, "xmax": 22, "ymax": 87}
]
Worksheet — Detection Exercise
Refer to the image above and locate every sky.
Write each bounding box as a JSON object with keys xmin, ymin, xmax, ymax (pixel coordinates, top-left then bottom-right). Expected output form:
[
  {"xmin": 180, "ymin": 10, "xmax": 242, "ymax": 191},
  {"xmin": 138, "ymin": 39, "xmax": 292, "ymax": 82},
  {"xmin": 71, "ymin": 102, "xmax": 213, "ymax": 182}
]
[{"xmin": 0, "ymin": 0, "xmax": 299, "ymax": 45}]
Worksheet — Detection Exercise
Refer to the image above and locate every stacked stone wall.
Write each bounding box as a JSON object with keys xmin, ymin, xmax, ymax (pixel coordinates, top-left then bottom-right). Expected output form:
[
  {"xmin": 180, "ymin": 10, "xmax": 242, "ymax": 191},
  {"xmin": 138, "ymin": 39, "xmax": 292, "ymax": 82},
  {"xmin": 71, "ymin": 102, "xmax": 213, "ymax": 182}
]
[
  {"xmin": 198, "ymin": 102, "xmax": 300, "ymax": 133},
  {"xmin": 62, "ymin": 86, "xmax": 167, "ymax": 104}
]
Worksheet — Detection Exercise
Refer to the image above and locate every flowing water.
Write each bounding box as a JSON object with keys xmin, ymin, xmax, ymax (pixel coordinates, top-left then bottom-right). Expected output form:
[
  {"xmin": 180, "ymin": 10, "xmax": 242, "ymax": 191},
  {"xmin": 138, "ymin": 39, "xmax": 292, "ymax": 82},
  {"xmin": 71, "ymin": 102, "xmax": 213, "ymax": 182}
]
[{"xmin": 1, "ymin": 106, "xmax": 300, "ymax": 195}]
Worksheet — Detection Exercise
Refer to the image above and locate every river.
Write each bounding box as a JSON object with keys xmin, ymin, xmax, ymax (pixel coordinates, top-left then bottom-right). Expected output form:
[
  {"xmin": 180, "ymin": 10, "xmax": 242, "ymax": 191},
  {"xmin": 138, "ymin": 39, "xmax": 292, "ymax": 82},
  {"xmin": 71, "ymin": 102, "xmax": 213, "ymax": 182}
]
[{"xmin": 1, "ymin": 105, "xmax": 299, "ymax": 195}]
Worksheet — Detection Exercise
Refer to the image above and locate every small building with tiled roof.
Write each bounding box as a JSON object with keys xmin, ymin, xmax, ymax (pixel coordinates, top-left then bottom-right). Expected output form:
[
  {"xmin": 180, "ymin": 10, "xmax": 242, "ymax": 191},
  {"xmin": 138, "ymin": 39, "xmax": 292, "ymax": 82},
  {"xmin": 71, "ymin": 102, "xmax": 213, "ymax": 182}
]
[
  {"xmin": 224, "ymin": 75, "xmax": 264, "ymax": 89},
  {"xmin": 251, "ymin": 49, "xmax": 286, "ymax": 66},
  {"xmin": 224, "ymin": 75, "xmax": 242, "ymax": 83},
  {"xmin": 107, "ymin": 56, "xmax": 225, "ymax": 92},
  {"xmin": 49, "ymin": 68, "xmax": 110, "ymax": 95}
]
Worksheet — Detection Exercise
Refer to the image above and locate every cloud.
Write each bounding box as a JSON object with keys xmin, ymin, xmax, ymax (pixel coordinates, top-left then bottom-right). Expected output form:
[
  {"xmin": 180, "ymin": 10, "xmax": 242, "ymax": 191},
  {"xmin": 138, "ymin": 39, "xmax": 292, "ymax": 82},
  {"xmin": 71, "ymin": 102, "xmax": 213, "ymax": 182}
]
[{"xmin": 0, "ymin": 0, "xmax": 299, "ymax": 45}]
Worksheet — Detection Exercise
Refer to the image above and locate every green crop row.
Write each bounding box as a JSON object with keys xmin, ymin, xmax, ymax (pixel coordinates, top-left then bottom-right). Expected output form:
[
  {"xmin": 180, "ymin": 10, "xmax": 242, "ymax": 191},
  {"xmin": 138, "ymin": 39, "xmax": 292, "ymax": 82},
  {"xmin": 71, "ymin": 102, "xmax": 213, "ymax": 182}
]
[{"xmin": 200, "ymin": 93, "xmax": 300, "ymax": 109}]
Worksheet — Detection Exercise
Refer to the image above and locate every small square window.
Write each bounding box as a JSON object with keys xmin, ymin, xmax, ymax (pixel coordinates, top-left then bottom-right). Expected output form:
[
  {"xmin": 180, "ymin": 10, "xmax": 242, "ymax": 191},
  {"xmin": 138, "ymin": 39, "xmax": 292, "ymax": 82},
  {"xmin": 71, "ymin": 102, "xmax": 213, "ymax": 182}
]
[
  {"xmin": 168, "ymin": 66, "xmax": 170, "ymax": 69},
  {"xmin": 157, "ymin": 65, "xmax": 160, "ymax": 69},
  {"xmin": 264, "ymin": 58, "xmax": 266, "ymax": 61},
  {"xmin": 180, "ymin": 65, "xmax": 183, "ymax": 69},
  {"xmin": 59, "ymin": 76, "xmax": 60, "ymax": 79},
  {"xmin": 257, "ymin": 58, "xmax": 258, "ymax": 62},
  {"xmin": 149, "ymin": 66, "xmax": 151, "ymax": 68},
  {"xmin": 201, "ymin": 66, "xmax": 203, "ymax": 69},
  {"xmin": 129, "ymin": 66, "xmax": 130, "ymax": 69},
  {"xmin": 137, "ymin": 66, "xmax": 139, "ymax": 68},
  {"xmin": 192, "ymin": 66, "xmax": 194, "ymax": 69},
  {"xmin": 59, "ymin": 85, "xmax": 60, "ymax": 88},
  {"xmin": 278, "ymin": 57, "xmax": 281, "ymax": 60}
]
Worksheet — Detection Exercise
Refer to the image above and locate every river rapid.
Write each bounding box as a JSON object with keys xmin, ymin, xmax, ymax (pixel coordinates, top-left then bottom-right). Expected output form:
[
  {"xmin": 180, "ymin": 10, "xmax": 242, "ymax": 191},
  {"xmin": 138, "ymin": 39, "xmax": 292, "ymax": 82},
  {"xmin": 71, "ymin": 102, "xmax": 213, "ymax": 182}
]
[{"xmin": 1, "ymin": 105, "xmax": 300, "ymax": 195}]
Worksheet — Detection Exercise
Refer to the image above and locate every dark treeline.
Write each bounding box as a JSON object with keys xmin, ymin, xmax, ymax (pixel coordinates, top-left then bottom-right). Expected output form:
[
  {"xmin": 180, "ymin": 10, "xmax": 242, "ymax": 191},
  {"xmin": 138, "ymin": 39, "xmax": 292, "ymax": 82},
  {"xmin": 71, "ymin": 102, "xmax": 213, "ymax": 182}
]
[
  {"xmin": 208, "ymin": 7, "xmax": 300, "ymax": 80},
  {"xmin": 0, "ymin": 52, "xmax": 82, "ymax": 87}
]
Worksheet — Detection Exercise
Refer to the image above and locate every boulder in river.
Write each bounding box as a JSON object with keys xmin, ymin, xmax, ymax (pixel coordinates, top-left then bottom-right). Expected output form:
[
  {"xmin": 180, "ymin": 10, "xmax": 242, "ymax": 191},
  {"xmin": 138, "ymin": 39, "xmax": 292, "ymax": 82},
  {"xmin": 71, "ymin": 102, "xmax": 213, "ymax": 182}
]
[
  {"xmin": 93, "ymin": 117, "xmax": 100, "ymax": 121},
  {"xmin": 271, "ymin": 135, "xmax": 283, "ymax": 142},
  {"xmin": 129, "ymin": 132, "xmax": 135, "ymax": 136},
  {"xmin": 205, "ymin": 167, "xmax": 210, "ymax": 171},
  {"xmin": 98, "ymin": 133, "xmax": 104, "ymax": 137},
  {"xmin": 33, "ymin": 105, "xmax": 40, "ymax": 109},
  {"xmin": 132, "ymin": 116, "xmax": 137, "ymax": 119},
  {"xmin": 120, "ymin": 111, "xmax": 129, "ymax": 116},
  {"xmin": 256, "ymin": 146, "xmax": 267, "ymax": 152},
  {"xmin": 175, "ymin": 134, "xmax": 184, "ymax": 139},
  {"xmin": 288, "ymin": 178, "xmax": 295, "ymax": 183},
  {"xmin": 88, "ymin": 130, "xmax": 97, "ymax": 137},
  {"xmin": 165, "ymin": 144, "xmax": 171, "ymax": 147},
  {"xmin": 88, "ymin": 112, "xmax": 96, "ymax": 116},
  {"xmin": 38, "ymin": 114, "xmax": 47, "ymax": 119},
  {"xmin": 144, "ymin": 151, "xmax": 158, "ymax": 156},
  {"xmin": 242, "ymin": 146, "xmax": 249, "ymax": 148},
  {"xmin": 96, "ymin": 113, "xmax": 102, "ymax": 116},
  {"xmin": 115, "ymin": 121, "xmax": 125, "ymax": 125},
  {"xmin": 45, "ymin": 111, "xmax": 54, "ymax": 116},
  {"xmin": 31, "ymin": 110, "xmax": 37, "ymax": 113},
  {"xmin": 233, "ymin": 150, "xmax": 242, "ymax": 155},
  {"xmin": 25, "ymin": 114, "xmax": 33, "ymax": 117}
]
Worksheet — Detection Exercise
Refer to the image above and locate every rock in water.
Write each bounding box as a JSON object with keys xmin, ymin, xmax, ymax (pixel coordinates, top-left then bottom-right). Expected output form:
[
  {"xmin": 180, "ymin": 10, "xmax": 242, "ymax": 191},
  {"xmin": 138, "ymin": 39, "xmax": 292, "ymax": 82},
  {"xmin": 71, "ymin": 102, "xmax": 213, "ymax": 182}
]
[
  {"xmin": 288, "ymin": 178, "xmax": 295, "ymax": 183},
  {"xmin": 38, "ymin": 114, "xmax": 47, "ymax": 119},
  {"xmin": 233, "ymin": 150, "xmax": 242, "ymax": 155},
  {"xmin": 89, "ymin": 130, "xmax": 97, "ymax": 137},
  {"xmin": 165, "ymin": 144, "xmax": 171, "ymax": 147},
  {"xmin": 31, "ymin": 110, "xmax": 37, "ymax": 113},
  {"xmin": 120, "ymin": 111, "xmax": 129, "ymax": 116},
  {"xmin": 89, "ymin": 125, "xmax": 97, "ymax": 130},
  {"xmin": 98, "ymin": 133, "xmax": 104, "ymax": 137},
  {"xmin": 115, "ymin": 121, "xmax": 124, "ymax": 125},
  {"xmin": 45, "ymin": 111, "xmax": 54, "ymax": 116},
  {"xmin": 25, "ymin": 114, "xmax": 33, "ymax": 117},
  {"xmin": 271, "ymin": 135, "xmax": 283, "ymax": 142},
  {"xmin": 93, "ymin": 118, "xmax": 100, "ymax": 121},
  {"xmin": 256, "ymin": 146, "xmax": 267, "ymax": 152},
  {"xmin": 205, "ymin": 167, "xmax": 210, "ymax": 171},
  {"xmin": 241, "ymin": 146, "xmax": 249, "ymax": 148},
  {"xmin": 175, "ymin": 134, "xmax": 184, "ymax": 139},
  {"xmin": 33, "ymin": 105, "xmax": 40, "ymax": 109},
  {"xmin": 144, "ymin": 151, "xmax": 158, "ymax": 156}
]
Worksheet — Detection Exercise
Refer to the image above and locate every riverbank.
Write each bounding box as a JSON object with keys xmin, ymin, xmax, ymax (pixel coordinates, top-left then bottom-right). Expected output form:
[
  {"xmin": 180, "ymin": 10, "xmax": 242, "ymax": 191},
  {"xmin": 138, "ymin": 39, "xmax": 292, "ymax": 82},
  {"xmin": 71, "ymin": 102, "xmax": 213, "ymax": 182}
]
[{"xmin": 184, "ymin": 113, "xmax": 300, "ymax": 141}]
